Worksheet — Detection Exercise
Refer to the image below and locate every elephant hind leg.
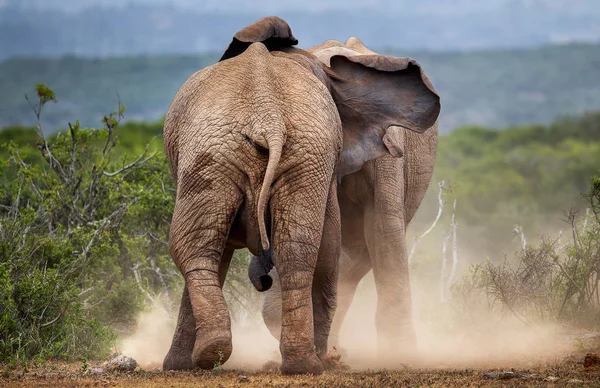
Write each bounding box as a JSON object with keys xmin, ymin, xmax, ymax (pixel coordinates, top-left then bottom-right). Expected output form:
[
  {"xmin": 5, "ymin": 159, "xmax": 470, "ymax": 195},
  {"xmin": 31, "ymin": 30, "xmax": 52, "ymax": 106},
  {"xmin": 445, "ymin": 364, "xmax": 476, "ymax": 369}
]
[
  {"xmin": 269, "ymin": 175, "xmax": 333, "ymax": 375},
  {"xmin": 169, "ymin": 188, "xmax": 241, "ymax": 370},
  {"xmin": 260, "ymin": 182, "xmax": 342, "ymax": 360},
  {"xmin": 163, "ymin": 249, "xmax": 235, "ymax": 371}
]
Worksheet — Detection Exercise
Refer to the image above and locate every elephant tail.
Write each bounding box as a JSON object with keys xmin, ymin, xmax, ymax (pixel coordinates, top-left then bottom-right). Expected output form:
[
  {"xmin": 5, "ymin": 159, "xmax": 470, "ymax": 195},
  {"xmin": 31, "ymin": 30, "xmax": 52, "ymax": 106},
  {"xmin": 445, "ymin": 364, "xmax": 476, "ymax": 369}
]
[
  {"xmin": 257, "ymin": 132, "xmax": 284, "ymax": 252},
  {"xmin": 251, "ymin": 132, "xmax": 282, "ymax": 293}
]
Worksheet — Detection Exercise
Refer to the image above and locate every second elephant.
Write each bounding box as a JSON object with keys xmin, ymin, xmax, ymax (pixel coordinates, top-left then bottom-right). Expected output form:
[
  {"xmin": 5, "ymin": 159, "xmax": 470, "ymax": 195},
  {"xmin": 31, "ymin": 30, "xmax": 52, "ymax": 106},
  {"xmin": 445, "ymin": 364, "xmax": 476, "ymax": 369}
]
[{"xmin": 250, "ymin": 37, "xmax": 439, "ymax": 361}]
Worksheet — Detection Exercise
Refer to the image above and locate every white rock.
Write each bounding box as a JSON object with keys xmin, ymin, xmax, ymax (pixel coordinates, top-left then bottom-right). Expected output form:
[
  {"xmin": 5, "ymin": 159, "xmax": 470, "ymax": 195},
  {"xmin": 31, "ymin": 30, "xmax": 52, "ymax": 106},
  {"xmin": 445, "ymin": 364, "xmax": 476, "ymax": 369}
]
[{"xmin": 104, "ymin": 355, "xmax": 138, "ymax": 372}]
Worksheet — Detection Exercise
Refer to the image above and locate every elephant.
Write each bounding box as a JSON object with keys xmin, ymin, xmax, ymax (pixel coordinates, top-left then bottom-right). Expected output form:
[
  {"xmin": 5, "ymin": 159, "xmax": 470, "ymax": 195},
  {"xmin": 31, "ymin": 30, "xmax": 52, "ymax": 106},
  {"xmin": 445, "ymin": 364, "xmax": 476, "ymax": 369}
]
[
  {"xmin": 162, "ymin": 16, "xmax": 440, "ymax": 375},
  {"xmin": 249, "ymin": 37, "xmax": 439, "ymax": 362}
]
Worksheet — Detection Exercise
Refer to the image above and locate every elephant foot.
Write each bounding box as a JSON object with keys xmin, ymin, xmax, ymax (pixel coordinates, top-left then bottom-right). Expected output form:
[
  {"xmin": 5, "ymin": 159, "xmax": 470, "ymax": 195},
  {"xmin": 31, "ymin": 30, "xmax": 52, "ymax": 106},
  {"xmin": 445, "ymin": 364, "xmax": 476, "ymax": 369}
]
[
  {"xmin": 192, "ymin": 333, "xmax": 233, "ymax": 370},
  {"xmin": 281, "ymin": 352, "xmax": 324, "ymax": 375},
  {"xmin": 319, "ymin": 347, "xmax": 348, "ymax": 371},
  {"xmin": 163, "ymin": 345, "xmax": 196, "ymax": 371}
]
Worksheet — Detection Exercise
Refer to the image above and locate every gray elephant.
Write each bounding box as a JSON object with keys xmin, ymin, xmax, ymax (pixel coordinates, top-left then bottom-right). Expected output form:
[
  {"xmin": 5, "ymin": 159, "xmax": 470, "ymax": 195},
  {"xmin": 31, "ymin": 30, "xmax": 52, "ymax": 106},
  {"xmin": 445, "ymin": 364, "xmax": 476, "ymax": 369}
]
[
  {"xmin": 162, "ymin": 16, "xmax": 440, "ymax": 375},
  {"xmin": 249, "ymin": 37, "xmax": 439, "ymax": 361}
]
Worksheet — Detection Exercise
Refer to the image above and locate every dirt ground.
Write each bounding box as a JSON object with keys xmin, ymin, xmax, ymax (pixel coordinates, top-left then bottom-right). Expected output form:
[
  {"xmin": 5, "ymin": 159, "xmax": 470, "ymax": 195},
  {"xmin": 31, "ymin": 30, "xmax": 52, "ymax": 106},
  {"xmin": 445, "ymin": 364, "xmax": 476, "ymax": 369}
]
[{"xmin": 2, "ymin": 341, "xmax": 600, "ymax": 388}]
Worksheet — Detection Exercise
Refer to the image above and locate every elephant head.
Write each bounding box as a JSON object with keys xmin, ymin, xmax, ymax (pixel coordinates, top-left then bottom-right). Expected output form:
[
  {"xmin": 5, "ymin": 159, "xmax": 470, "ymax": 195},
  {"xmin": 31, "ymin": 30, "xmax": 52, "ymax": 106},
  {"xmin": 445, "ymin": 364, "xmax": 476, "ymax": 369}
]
[{"xmin": 235, "ymin": 18, "xmax": 441, "ymax": 292}]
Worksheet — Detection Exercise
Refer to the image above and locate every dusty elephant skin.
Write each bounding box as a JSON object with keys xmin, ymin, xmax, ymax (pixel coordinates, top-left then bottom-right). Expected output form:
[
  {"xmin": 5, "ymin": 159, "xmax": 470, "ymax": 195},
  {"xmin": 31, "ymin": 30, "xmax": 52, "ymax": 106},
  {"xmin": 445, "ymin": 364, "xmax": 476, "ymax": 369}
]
[
  {"xmin": 162, "ymin": 16, "xmax": 440, "ymax": 375},
  {"xmin": 252, "ymin": 38, "xmax": 440, "ymax": 362}
]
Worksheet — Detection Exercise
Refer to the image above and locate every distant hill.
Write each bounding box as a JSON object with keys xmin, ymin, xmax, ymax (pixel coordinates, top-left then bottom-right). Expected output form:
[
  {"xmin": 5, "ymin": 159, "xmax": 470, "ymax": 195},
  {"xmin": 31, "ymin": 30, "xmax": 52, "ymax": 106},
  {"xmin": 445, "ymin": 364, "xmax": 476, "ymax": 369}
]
[
  {"xmin": 0, "ymin": 1, "xmax": 599, "ymax": 60},
  {"xmin": 1, "ymin": 43, "xmax": 598, "ymax": 133}
]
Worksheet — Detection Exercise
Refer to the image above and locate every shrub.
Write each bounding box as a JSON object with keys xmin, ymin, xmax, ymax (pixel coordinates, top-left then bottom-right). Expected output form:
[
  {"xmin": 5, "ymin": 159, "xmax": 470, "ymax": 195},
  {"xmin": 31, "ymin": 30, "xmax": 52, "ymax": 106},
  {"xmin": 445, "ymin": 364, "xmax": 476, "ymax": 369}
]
[
  {"xmin": 0, "ymin": 85, "xmax": 177, "ymax": 362},
  {"xmin": 451, "ymin": 177, "xmax": 600, "ymax": 330}
]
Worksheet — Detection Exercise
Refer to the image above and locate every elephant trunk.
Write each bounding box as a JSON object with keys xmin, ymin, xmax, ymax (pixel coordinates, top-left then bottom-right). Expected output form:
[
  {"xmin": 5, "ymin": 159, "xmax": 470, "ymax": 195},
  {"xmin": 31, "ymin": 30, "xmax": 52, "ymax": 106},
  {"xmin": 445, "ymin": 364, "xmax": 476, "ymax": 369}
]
[{"xmin": 248, "ymin": 255, "xmax": 273, "ymax": 292}]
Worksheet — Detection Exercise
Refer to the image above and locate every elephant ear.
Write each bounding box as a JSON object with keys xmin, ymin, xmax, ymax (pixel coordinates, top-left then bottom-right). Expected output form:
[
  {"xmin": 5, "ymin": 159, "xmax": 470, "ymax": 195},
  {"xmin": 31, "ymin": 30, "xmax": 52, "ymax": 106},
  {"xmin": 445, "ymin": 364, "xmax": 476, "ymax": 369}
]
[
  {"xmin": 220, "ymin": 16, "xmax": 298, "ymax": 61},
  {"xmin": 325, "ymin": 54, "xmax": 441, "ymax": 176}
]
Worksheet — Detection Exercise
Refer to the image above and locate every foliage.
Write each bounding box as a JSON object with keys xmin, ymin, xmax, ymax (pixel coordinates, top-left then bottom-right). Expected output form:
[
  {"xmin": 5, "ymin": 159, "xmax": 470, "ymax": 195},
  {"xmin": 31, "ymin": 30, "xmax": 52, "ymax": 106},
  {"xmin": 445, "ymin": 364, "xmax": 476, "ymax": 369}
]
[
  {"xmin": 223, "ymin": 250, "xmax": 263, "ymax": 325},
  {"xmin": 588, "ymin": 176, "xmax": 600, "ymax": 220},
  {"xmin": 0, "ymin": 85, "xmax": 177, "ymax": 362},
  {"xmin": 412, "ymin": 111, "xmax": 600, "ymax": 262},
  {"xmin": 450, "ymin": 179, "xmax": 600, "ymax": 329}
]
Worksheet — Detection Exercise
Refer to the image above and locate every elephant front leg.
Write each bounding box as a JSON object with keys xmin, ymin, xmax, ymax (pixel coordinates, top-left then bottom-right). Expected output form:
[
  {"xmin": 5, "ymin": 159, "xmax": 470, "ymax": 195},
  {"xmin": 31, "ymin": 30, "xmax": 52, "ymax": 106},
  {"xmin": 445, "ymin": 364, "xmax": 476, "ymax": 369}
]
[
  {"xmin": 364, "ymin": 207, "xmax": 417, "ymax": 362},
  {"xmin": 261, "ymin": 268, "xmax": 282, "ymax": 341},
  {"xmin": 163, "ymin": 249, "xmax": 234, "ymax": 370}
]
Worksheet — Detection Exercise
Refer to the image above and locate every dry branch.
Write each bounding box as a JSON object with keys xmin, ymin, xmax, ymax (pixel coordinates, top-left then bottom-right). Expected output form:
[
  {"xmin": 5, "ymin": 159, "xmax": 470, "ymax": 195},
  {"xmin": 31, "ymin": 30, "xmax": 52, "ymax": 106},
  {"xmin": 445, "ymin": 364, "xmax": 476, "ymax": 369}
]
[{"xmin": 409, "ymin": 180, "xmax": 445, "ymax": 264}]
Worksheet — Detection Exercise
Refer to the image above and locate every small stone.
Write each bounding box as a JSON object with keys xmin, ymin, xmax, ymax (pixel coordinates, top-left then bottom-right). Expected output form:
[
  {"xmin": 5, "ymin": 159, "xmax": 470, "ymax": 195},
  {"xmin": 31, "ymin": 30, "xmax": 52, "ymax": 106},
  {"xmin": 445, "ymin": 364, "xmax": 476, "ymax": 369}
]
[
  {"xmin": 238, "ymin": 375, "xmax": 250, "ymax": 383},
  {"xmin": 499, "ymin": 371, "xmax": 516, "ymax": 380},
  {"xmin": 483, "ymin": 371, "xmax": 516, "ymax": 380},
  {"xmin": 545, "ymin": 376, "xmax": 559, "ymax": 382},
  {"xmin": 89, "ymin": 367, "xmax": 104, "ymax": 376},
  {"xmin": 103, "ymin": 355, "xmax": 138, "ymax": 373},
  {"xmin": 584, "ymin": 353, "xmax": 600, "ymax": 368}
]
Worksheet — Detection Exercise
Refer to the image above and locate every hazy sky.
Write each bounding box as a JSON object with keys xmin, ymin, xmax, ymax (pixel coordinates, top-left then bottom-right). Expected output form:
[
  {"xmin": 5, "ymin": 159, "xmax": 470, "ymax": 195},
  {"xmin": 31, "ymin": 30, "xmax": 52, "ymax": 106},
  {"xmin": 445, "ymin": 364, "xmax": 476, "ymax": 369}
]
[
  {"xmin": 0, "ymin": 0, "xmax": 598, "ymax": 59},
  {"xmin": 4, "ymin": 0, "xmax": 598, "ymax": 14}
]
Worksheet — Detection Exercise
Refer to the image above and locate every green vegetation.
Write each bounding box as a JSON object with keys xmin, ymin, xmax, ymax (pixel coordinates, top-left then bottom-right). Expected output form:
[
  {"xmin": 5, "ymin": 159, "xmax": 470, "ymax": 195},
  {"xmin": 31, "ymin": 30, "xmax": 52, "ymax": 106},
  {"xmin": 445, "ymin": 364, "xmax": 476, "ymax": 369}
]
[
  {"xmin": 1, "ymin": 82, "xmax": 599, "ymax": 363},
  {"xmin": 1, "ymin": 43, "xmax": 599, "ymax": 133},
  {"xmin": 409, "ymin": 112, "xmax": 600, "ymax": 333},
  {"xmin": 450, "ymin": 186, "xmax": 600, "ymax": 330},
  {"xmin": 412, "ymin": 111, "xmax": 600, "ymax": 262},
  {"xmin": 0, "ymin": 86, "xmax": 176, "ymax": 363}
]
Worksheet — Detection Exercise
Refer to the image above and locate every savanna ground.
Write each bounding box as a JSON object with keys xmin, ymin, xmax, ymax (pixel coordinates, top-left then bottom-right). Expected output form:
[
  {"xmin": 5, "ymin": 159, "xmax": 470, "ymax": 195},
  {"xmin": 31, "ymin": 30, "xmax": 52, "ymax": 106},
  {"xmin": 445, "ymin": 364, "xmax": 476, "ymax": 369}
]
[{"xmin": 1, "ymin": 333, "xmax": 599, "ymax": 387}]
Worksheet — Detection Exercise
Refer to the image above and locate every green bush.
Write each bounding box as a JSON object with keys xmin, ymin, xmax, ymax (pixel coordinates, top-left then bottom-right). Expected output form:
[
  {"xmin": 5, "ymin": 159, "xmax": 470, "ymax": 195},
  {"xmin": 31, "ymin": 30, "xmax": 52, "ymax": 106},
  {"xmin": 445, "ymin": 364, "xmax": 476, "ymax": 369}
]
[
  {"xmin": 450, "ymin": 177, "xmax": 600, "ymax": 329},
  {"xmin": 412, "ymin": 111, "xmax": 600, "ymax": 262},
  {"xmin": 0, "ymin": 85, "xmax": 177, "ymax": 362}
]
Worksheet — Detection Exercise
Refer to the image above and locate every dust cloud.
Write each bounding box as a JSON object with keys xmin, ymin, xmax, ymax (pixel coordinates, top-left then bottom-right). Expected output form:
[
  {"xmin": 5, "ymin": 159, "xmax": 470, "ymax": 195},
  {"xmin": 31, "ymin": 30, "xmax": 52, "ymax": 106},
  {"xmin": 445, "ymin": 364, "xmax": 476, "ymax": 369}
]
[
  {"xmin": 118, "ymin": 302, "xmax": 176, "ymax": 369},
  {"xmin": 226, "ymin": 322, "xmax": 280, "ymax": 370},
  {"xmin": 338, "ymin": 272, "xmax": 572, "ymax": 370},
  {"xmin": 119, "ymin": 272, "xmax": 572, "ymax": 371},
  {"xmin": 117, "ymin": 297, "xmax": 280, "ymax": 370}
]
